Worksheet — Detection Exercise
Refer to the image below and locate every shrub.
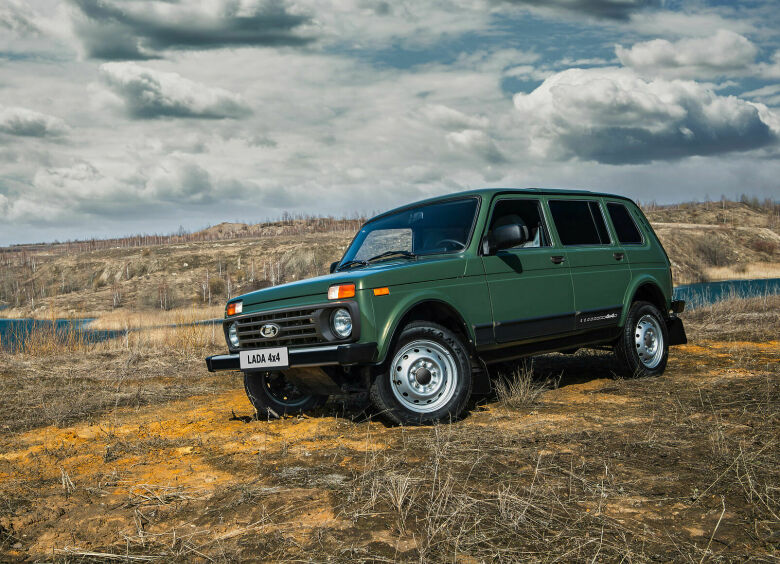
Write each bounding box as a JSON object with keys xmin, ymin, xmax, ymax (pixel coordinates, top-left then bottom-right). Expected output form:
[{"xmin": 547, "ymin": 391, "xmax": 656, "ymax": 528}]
[
  {"xmin": 696, "ymin": 238, "xmax": 729, "ymax": 267},
  {"xmin": 751, "ymin": 239, "xmax": 778, "ymax": 255},
  {"xmin": 244, "ymin": 279, "xmax": 272, "ymax": 292},
  {"xmin": 208, "ymin": 277, "xmax": 226, "ymax": 297}
]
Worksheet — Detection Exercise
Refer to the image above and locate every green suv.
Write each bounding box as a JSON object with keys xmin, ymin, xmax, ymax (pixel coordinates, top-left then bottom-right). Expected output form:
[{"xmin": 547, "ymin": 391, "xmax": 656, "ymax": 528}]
[{"xmin": 206, "ymin": 189, "xmax": 686, "ymax": 424}]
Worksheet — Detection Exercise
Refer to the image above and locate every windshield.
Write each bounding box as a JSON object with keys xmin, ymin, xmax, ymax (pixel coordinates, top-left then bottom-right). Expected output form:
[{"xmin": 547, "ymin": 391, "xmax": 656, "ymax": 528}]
[{"xmin": 340, "ymin": 197, "xmax": 479, "ymax": 268}]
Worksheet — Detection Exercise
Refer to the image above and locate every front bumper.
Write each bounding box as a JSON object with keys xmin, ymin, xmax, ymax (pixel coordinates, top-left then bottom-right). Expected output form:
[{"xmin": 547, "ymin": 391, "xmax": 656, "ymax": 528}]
[{"xmin": 205, "ymin": 342, "xmax": 378, "ymax": 373}]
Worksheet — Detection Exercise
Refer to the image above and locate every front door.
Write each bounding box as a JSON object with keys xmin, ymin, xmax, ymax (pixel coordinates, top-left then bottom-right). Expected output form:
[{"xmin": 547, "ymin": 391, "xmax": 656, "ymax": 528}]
[
  {"xmin": 547, "ymin": 198, "xmax": 631, "ymax": 331},
  {"xmin": 481, "ymin": 197, "xmax": 575, "ymax": 344}
]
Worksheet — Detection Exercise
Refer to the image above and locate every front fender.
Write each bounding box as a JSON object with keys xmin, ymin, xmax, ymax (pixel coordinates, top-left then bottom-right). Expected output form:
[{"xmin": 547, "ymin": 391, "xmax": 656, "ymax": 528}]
[{"xmin": 371, "ymin": 279, "xmax": 490, "ymax": 364}]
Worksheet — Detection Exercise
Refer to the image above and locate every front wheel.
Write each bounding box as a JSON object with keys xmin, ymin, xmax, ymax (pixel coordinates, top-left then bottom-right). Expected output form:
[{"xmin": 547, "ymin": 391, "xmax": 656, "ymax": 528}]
[
  {"xmin": 614, "ymin": 301, "xmax": 669, "ymax": 377},
  {"xmin": 370, "ymin": 322, "xmax": 472, "ymax": 425},
  {"xmin": 244, "ymin": 372, "xmax": 327, "ymax": 419}
]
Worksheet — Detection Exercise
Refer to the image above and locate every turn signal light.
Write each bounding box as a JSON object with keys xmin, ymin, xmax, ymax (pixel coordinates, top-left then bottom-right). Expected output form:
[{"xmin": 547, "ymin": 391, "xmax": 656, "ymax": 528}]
[
  {"xmin": 328, "ymin": 283, "xmax": 355, "ymax": 300},
  {"xmin": 373, "ymin": 287, "xmax": 390, "ymax": 296},
  {"xmin": 226, "ymin": 301, "xmax": 242, "ymax": 316}
]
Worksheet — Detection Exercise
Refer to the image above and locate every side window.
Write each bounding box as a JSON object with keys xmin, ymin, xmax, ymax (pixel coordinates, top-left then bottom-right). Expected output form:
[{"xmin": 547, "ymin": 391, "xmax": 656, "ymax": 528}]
[
  {"xmin": 607, "ymin": 202, "xmax": 643, "ymax": 244},
  {"xmin": 548, "ymin": 200, "xmax": 611, "ymax": 246},
  {"xmin": 488, "ymin": 198, "xmax": 549, "ymax": 248}
]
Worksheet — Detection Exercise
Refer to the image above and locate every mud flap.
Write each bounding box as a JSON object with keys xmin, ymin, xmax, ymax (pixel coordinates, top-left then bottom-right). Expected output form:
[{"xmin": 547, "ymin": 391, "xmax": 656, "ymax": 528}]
[{"xmin": 667, "ymin": 316, "xmax": 688, "ymax": 346}]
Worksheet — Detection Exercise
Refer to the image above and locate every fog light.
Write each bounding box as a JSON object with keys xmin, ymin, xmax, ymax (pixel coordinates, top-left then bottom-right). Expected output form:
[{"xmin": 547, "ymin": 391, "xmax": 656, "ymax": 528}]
[
  {"xmin": 227, "ymin": 321, "xmax": 240, "ymax": 348},
  {"xmin": 331, "ymin": 308, "xmax": 352, "ymax": 338}
]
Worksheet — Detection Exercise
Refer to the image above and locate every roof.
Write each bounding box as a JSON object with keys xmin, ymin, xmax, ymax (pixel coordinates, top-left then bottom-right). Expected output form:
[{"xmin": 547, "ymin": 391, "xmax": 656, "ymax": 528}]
[{"xmin": 368, "ymin": 187, "xmax": 636, "ymax": 224}]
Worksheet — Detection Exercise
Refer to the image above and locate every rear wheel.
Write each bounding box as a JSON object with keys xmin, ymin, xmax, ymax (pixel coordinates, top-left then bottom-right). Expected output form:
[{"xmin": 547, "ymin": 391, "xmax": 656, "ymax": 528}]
[
  {"xmin": 614, "ymin": 301, "xmax": 669, "ymax": 377},
  {"xmin": 243, "ymin": 372, "xmax": 327, "ymax": 419},
  {"xmin": 370, "ymin": 321, "xmax": 472, "ymax": 425}
]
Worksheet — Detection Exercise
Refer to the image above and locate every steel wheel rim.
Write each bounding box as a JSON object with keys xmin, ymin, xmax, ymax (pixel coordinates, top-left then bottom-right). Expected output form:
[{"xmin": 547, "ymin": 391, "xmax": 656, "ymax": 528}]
[
  {"xmin": 634, "ymin": 314, "xmax": 664, "ymax": 369},
  {"xmin": 390, "ymin": 339, "xmax": 458, "ymax": 413},
  {"xmin": 263, "ymin": 372, "xmax": 312, "ymax": 407}
]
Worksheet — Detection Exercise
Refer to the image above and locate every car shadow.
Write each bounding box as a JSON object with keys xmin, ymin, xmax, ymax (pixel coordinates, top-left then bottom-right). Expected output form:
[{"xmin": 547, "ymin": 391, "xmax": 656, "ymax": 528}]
[{"xmin": 226, "ymin": 351, "xmax": 634, "ymax": 426}]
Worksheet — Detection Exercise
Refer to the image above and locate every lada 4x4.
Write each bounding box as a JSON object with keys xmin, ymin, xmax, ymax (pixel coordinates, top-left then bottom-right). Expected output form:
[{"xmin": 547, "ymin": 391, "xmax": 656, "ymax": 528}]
[{"xmin": 206, "ymin": 189, "xmax": 687, "ymax": 424}]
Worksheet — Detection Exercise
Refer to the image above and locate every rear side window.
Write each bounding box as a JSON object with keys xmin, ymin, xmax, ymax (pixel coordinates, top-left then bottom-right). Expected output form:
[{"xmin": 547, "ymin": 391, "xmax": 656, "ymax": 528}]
[
  {"xmin": 607, "ymin": 203, "xmax": 643, "ymax": 244},
  {"xmin": 548, "ymin": 200, "xmax": 611, "ymax": 246}
]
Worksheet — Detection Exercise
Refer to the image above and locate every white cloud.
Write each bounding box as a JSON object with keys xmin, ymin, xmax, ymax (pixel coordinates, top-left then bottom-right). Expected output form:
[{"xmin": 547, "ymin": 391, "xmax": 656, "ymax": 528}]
[
  {"xmin": 627, "ymin": 9, "xmax": 756, "ymax": 38},
  {"xmin": 421, "ymin": 104, "xmax": 489, "ymax": 130},
  {"xmin": 99, "ymin": 62, "xmax": 252, "ymax": 119},
  {"xmin": 0, "ymin": 0, "xmax": 39, "ymax": 35},
  {"xmin": 495, "ymin": 0, "xmax": 661, "ymax": 22},
  {"xmin": 755, "ymin": 51, "xmax": 780, "ymax": 80},
  {"xmin": 0, "ymin": 105, "xmax": 68, "ymax": 138},
  {"xmin": 512, "ymin": 67, "xmax": 779, "ymax": 164},
  {"xmin": 1, "ymin": 156, "xmax": 255, "ymax": 223},
  {"xmin": 446, "ymin": 129, "xmax": 505, "ymax": 163},
  {"xmin": 68, "ymin": 0, "xmax": 313, "ymax": 60},
  {"xmin": 616, "ymin": 30, "xmax": 758, "ymax": 79},
  {"xmin": 1, "ymin": 0, "xmax": 779, "ymax": 244},
  {"xmin": 742, "ymin": 83, "xmax": 780, "ymax": 107}
]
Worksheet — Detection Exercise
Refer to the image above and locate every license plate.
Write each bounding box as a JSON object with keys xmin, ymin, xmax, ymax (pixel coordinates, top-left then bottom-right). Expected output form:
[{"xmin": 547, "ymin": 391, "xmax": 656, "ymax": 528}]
[{"xmin": 240, "ymin": 347, "xmax": 289, "ymax": 370}]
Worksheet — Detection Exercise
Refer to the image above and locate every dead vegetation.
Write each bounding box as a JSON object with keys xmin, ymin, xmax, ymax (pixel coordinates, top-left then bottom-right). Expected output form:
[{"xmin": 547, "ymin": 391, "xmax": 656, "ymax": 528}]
[
  {"xmin": 683, "ymin": 293, "xmax": 780, "ymax": 341},
  {"xmin": 494, "ymin": 359, "xmax": 559, "ymax": 408},
  {"xmin": 1, "ymin": 200, "xmax": 778, "ymax": 315},
  {"xmin": 645, "ymin": 199, "xmax": 780, "ymax": 283},
  {"xmin": 0, "ymin": 296, "xmax": 777, "ymax": 561}
]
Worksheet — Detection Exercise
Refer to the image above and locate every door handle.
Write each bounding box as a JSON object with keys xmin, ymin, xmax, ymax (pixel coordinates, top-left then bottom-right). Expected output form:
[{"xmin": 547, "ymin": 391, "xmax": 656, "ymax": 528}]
[
  {"xmin": 550, "ymin": 255, "xmax": 565, "ymax": 264},
  {"xmin": 613, "ymin": 252, "xmax": 625, "ymax": 261}
]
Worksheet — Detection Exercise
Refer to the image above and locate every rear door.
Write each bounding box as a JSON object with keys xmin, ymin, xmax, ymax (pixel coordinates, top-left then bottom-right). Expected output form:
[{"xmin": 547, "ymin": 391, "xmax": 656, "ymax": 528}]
[
  {"xmin": 481, "ymin": 196, "xmax": 575, "ymax": 344},
  {"xmin": 547, "ymin": 198, "xmax": 630, "ymax": 332}
]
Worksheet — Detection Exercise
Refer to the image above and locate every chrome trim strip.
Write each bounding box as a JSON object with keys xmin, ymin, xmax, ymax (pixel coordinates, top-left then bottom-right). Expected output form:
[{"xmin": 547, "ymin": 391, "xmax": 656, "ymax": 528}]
[{"xmin": 291, "ymin": 345, "xmax": 339, "ymax": 354}]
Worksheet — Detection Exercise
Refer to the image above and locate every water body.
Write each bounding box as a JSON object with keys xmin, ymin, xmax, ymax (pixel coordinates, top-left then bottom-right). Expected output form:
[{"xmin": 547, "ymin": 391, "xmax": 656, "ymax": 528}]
[
  {"xmin": 0, "ymin": 318, "xmax": 124, "ymax": 351},
  {"xmin": 2, "ymin": 279, "xmax": 776, "ymax": 349},
  {"xmin": 674, "ymin": 278, "xmax": 780, "ymax": 309}
]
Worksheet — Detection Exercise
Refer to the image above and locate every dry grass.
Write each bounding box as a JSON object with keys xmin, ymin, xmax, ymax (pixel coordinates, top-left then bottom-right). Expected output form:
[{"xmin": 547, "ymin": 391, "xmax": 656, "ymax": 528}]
[
  {"xmin": 88, "ymin": 305, "xmax": 224, "ymax": 330},
  {"xmin": 0, "ymin": 296, "xmax": 777, "ymax": 561},
  {"xmin": 494, "ymin": 359, "xmax": 560, "ymax": 408},
  {"xmin": 0, "ymin": 308, "xmax": 229, "ymax": 434},
  {"xmin": 684, "ymin": 293, "xmax": 780, "ymax": 341}
]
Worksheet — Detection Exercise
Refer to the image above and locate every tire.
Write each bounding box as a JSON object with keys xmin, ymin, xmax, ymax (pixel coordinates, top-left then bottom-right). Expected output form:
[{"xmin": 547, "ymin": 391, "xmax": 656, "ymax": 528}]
[
  {"xmin": 243, "ymin": 372, "xmax": 327, "ymax": 419},
  {"xmin": 370, "ymin": 321, "xmax": 472, "ymax": 425},
  {"xmin": 614, "ymin": 301, "xmax": 669, "ymax": 377}
]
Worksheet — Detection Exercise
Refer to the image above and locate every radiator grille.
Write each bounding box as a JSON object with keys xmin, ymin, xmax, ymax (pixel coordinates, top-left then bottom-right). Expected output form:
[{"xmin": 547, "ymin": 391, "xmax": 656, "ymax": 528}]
[{"xmin": 234, "ymin": 307, "xmax": 321, "ymax": 349}]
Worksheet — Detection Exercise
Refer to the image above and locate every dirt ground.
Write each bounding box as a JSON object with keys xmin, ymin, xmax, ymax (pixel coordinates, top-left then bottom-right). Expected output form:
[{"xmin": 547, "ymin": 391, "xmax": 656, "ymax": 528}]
[{"xmin": 1, "ymin": 334, "xmax": 777, "ymax": 562}]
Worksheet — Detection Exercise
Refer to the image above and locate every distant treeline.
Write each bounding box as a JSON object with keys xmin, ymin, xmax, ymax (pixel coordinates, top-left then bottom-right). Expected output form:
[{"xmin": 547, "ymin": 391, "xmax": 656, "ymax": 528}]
[
  {"xmin": 640, "ymin": 194, "xmax": 778, "ymax": 214},
  {"xmin": 1, "ymin": 213, "xmax": 366, "ymax": 263}
]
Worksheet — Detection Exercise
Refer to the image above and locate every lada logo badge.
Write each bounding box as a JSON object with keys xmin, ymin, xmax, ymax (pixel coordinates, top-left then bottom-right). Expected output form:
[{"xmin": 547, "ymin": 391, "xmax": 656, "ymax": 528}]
[{"xmin": 260, "ymin": 323, "xmax": 280, "ymax": 338}]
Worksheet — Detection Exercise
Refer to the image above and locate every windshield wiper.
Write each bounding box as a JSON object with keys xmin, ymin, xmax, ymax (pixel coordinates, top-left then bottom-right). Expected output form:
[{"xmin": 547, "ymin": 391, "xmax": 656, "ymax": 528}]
[
  {"xmin": 367, "ymin": 250, "xmax": 417, "ymax": 263},
  {"xmin": 336, "ymin": 259, "xmax": 368, "ymax": 271}
]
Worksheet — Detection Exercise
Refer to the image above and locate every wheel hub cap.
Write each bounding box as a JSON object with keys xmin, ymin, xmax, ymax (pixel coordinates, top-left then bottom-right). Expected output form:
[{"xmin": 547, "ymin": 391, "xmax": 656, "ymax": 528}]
[
  {"xmin": 634, "ymin": 315, "xmax": 664, "ymax": 369},
  {"xmin": 390, "ymin": 339, "xmax": 458, "ymax": 413}
]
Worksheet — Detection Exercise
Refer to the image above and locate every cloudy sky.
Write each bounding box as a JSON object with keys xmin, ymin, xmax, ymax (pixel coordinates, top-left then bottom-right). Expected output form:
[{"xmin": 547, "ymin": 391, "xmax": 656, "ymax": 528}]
[{"xmin": 0, "ymin": 0, "xmax": 778, "ymax": 245}]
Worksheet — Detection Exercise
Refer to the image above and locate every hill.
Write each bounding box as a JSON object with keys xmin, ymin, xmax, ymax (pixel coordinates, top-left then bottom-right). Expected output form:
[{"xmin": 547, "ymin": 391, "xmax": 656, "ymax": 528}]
[{"xmin": 0, "ymin": 201, "xmax": 777, "ymax": 317}]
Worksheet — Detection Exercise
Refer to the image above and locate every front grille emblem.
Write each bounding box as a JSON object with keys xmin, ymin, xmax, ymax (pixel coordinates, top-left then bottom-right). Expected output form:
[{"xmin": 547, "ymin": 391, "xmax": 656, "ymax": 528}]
[{"xmin": 259, "ymin": 323, "xmax": 281, "ymax": 339}]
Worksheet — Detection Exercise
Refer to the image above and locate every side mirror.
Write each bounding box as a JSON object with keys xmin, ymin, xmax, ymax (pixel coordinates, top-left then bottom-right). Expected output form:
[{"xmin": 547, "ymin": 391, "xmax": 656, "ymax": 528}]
[
  {"xmin": 490, "ymin": 222, "xmax": 529, "ymax": 253},
  {"xmin": 329, "ymin": 261, "xmax": 339, "ymax": 273}
]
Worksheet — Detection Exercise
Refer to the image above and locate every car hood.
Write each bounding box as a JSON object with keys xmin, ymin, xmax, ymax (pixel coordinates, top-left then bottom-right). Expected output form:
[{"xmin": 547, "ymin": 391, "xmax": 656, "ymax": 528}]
[{"xmin": 237, "ymin": 255, "xmax": 468, "ymax": 308}]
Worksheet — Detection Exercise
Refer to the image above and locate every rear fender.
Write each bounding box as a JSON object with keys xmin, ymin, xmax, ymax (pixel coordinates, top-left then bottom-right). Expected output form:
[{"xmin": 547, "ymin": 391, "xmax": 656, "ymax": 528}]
[{"xmin": 620, "ymin": 275, "xmax": 672, "ymax": 326}]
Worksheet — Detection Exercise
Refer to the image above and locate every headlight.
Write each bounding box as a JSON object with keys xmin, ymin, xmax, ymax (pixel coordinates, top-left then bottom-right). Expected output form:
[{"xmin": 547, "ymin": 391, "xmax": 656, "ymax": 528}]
[
  {"xmin": 331, "ymin": 308, "xmax": 352, "ymax": 338},
  {"xmin": 227, "ymin": 322, "xmax": 240, "ymax": 348}
]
